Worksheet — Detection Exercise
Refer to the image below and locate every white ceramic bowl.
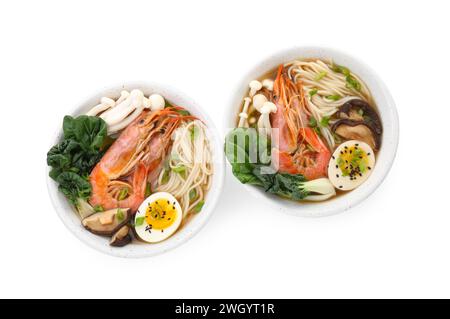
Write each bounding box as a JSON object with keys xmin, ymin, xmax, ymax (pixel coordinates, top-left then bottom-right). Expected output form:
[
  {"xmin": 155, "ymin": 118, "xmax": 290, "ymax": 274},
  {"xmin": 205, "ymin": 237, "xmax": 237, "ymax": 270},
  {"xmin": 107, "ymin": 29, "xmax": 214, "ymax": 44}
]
[
  {"xmin": 47, "ymin": 82, "xmax": 224, "ymax": 257},
  {"xmin": 226, "ymin": 47, "xmax": 399, "ymax": 217}
]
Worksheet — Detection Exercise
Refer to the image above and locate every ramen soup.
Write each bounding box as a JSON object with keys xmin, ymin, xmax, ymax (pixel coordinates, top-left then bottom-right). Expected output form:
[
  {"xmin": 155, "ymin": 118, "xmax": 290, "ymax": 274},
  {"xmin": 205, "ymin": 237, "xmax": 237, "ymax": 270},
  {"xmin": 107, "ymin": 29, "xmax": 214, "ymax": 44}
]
[
  {"xmin": 225, "ymin": 59, "xmax": 382, "ymax": 202},
  {"xmin": 47, "ymin": 89, "xmax": 213, "ymax": 247}
]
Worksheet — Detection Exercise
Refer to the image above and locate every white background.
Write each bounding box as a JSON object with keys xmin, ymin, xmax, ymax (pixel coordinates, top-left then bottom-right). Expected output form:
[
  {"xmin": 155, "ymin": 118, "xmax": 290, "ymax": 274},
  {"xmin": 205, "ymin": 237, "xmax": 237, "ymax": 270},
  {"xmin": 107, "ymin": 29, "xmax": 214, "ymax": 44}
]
[{"xmin": 0, "ymin": 0, "xmax": 449, "ymax": 299}]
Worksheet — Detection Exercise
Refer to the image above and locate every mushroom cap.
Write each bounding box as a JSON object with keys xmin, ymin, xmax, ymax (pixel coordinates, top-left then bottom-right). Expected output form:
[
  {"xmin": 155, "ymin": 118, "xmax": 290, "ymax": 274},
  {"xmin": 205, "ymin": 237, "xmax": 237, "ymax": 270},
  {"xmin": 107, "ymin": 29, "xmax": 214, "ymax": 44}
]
[
  {"xmin": 110, "ymin": 225, "xmax": 132, "ymax": 247},
  {"xmin": 261, "ymin": 101, "xmax": 277, "ymax": 113},
  {"xmin": 118, "ymin": 90, "xmax": 130, "ymax": 100},
  {"xmin": 249, "ymin": 80, "xmax": 263, "ymax": 90},
  {"xmin": 149, "ymin": 94, "xmax": 165, "ymax": 111},
  {"xmin": 262, "ymin": 79, "xmax": 274, "ymax": 91},
  {"xmin": 338, "ymin": 99, "xmax": 382, "ymax": 135},
  {"xmin": 101, "ymin": 97, "xmax": 115, "ymax": 107},
  {"xmin": 252, "ymin": 94, "xmax": 268, "ymax": 112},
  {"xmin": 82, "ymin": 208, "xmax": 131, "ymax": 236},
  {"xmin": 332, "ymin": 119, "xmax": 380, "ymax": 150}
]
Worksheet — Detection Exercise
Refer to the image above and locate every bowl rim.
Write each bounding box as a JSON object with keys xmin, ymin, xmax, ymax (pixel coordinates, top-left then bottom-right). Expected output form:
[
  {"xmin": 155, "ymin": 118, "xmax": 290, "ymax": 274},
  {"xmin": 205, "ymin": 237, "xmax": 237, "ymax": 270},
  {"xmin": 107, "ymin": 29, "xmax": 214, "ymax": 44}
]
[
  {"xmin": 224, "ymin": 46, "xmax": 399, "ymax": 217},
  {"xmin": 46, "ymin": 81, "xmax": 225, "ymax": 257}
]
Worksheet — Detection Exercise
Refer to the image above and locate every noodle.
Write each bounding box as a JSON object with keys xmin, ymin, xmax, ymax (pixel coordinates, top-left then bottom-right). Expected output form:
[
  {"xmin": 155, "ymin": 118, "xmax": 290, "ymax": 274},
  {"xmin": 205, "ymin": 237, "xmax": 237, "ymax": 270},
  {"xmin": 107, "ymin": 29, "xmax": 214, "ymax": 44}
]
[
  {"xmin": 285, "ymin": 60, "xmax": 373, "ymax": 148},
  {"xmin": 156, "ymin": 120, "xmax": 213, "ymax": 217}
]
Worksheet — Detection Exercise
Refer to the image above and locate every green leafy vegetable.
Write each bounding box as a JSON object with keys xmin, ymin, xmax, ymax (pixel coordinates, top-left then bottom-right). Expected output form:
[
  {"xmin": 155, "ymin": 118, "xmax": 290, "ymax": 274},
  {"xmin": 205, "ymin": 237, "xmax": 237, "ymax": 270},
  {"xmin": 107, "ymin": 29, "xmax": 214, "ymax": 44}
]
[
  {"xmin": 224, "ymin": 128, "xmax": 271, "ymax": 185},
  {"xmin": 47, "ymin": 115, "xmax": 109, "ymax": 205},
  {"xmin": 56, "ymin": 172, "xmax": 92, "ymax": 205},
  {"xmin": 224, "ymin": 128, "xmax": 334, "ymax": 201}
]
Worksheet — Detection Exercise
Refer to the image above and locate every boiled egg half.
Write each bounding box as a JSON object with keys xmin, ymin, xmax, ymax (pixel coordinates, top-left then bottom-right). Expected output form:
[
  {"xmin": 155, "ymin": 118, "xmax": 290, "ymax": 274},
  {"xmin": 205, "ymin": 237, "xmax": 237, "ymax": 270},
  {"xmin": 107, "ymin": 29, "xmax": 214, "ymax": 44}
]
[
  {"xmin": 328, "ymin": 140, "xmax": 375, "ymax": 191},
  {"xmin": 135, "ymin": 192, "xmax": 183, "ymax": 243}
]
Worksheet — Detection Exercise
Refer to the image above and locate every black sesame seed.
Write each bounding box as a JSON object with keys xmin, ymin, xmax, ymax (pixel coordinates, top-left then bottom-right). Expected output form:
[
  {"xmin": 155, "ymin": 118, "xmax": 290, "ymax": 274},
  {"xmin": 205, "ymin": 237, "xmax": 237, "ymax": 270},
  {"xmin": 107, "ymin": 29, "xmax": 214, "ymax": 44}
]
[
  {"xmin": 339, "ymin": 186, "xmax": 343, "ymax": 189},
  {"xmin": 335, "ymin": 165, "xmax": 338, "ymax": 168},
  {"xmin": 368, "ymin": 167, "xmax": 371, "ymax": 170},
  {"xmin": 332, "ymin": 156, "xmax": 335, "ymax": 159},
  {"xmin": 367, "ymin": 153, "xmax": 371, "ymax": 156},
  {"xmin": 336, "ymin": 174, "xmax": 339, "ymax": 178}
]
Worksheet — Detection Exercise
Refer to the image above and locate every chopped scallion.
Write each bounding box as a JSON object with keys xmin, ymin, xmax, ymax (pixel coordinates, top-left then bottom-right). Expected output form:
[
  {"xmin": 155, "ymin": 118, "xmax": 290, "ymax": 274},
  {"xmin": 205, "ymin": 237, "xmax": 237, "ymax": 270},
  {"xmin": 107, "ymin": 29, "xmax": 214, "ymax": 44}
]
[
  {"xmin": 320, "ymin": 116, "xmax": 330, "ymax": 127},
  {"xmin": 116, "ymin": 209, "xmax": 124, "ymax": 222},
  {"xmin": 93, "ymin": 205, "xmax": 104, "ymax": 213},
  {"xmin": 172, "ymin": 165, "xmax": 186, "ymax": 175},
  {"xmin": 326, "ymin": 95, "xmax": 341, "ymax": 101},
  {"xmin": 145, "ymin": 182, "xmax": 152, "ymax": 198},
  {"xmin": 309, "ymin": 88, "xmax": 318, "ymax": 97},
  {"xmin": 135, "ymin": 216, "xmax": 145, "ymax": 226},
  {"xmin": 315, "ymin": 72, "xmax": 327, "ymax": 81},
  {"xmin": 118, "ymin": 188, "xmax": 129, "ymax": 201},
  {"xmin": 193, "ymin": 200, "xmax": 205, "ymax": 213},
  {"xmin": 309, "ymin": 117, "xmax": 317, "ymax": 128}
]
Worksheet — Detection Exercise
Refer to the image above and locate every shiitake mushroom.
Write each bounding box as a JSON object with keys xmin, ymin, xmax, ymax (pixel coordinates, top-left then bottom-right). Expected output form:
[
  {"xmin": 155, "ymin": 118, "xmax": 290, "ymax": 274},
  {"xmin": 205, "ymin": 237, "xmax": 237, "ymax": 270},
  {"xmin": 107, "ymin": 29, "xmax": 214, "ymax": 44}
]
[
  {"xmin": 332, "ymin": 119, "xmax": 380, "ymax": 150},
  {"xmin": 332, "ymin": 99, "xmax": 382, "ymax": 150},
  {"xmin": 110, "ymin": 225, "xmax": 132, "ymax": 247},
  {"xmin": 82, "ymin": 208, "xmax": 130, "ymax": 236}
]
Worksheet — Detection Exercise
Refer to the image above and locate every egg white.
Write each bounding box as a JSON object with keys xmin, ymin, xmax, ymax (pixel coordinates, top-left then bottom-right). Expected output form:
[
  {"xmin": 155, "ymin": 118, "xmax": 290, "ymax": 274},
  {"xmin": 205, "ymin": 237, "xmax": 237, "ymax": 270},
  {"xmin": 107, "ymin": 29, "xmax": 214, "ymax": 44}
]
[
  {"xmin": 135, "ymin": 192, "xmax": 183, "ymax": 243},
  {"xmin": 328, "ymin": 140, "xmax": 375, "ymax": 191}
]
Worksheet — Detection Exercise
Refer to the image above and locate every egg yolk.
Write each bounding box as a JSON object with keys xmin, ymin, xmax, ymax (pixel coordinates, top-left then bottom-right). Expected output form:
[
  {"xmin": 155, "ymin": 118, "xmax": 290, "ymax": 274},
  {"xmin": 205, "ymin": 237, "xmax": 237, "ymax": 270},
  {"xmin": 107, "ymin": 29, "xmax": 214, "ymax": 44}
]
[
  {"xmin": 337, "ymin": 144, "xmax": 371, "ymax": 180},
  {"xmin": 145, "ymin": 199, "xmax": 177, "ymax": 230}
]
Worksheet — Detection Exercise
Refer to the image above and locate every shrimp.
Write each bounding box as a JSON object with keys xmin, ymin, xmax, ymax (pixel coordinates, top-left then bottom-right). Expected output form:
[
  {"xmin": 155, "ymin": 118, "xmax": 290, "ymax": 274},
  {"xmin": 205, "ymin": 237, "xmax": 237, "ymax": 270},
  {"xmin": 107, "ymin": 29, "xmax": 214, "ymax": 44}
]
[
  {"xmin": 271, "ymin": 65, "xmax": 331, "ymax": 180},
  {"xmin": 89, "ymin": 107, "xmax": 194, "ymax": 213}
]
